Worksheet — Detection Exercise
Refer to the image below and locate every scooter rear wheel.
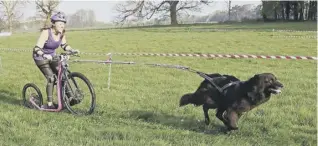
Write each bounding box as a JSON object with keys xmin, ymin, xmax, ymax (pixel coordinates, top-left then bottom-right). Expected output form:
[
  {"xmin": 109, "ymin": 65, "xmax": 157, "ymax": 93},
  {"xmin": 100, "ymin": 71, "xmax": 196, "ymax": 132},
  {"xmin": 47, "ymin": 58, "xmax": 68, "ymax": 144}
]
[{"xmin": 22, "ymin": 83, "xmax": 43, "ymax": 109}]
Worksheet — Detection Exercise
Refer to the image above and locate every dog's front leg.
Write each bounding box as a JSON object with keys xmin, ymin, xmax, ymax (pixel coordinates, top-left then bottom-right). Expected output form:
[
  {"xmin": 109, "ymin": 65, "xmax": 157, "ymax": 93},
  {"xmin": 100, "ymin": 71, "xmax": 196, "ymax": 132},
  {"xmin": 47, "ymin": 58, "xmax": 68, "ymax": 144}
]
[
  {"xmin": 216, "ymin": 108, "xmax": 226, "ymax": 122},
  {"xmin": 216, "ymin": 108, "xmax": 231, "ymax": 129},
  {"xmin": 224, "ymin": 109, "xmax": 240, "ymax": 131},
  {"xmin": 203, "ymin": 104, "xmax": 210, "ymax": 125}
]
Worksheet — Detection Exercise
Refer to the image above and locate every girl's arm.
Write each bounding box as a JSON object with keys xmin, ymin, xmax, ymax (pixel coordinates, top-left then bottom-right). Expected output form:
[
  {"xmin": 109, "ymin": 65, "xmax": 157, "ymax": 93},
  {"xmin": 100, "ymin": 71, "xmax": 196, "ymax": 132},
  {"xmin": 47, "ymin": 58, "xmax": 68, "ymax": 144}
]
[
  {"xmin": 60, "ymin": 35, "xmax": 73, "ymax": 51},
  {"xmin": 33, "ymin": 29, "xmax": 49, "ymax": 56}
]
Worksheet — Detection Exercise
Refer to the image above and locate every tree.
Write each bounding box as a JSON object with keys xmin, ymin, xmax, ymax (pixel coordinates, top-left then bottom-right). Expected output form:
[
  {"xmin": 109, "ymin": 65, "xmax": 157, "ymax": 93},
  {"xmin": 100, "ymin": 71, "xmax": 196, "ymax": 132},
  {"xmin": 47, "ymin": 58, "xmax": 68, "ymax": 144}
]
[
  {"xmin": 35, "ymin": 0, "xmax": 60, "ymax": 28},
  {"xmin": 0, "ymin": 1, "xmax": 26, "ymax": 32},
  {"xmin": 261, "ymin": 1, "xmax": 280, "ymax": 21},
  {"xmin": 114, "ymin": 0, "xmax": 212, "ymax": 25},
  {"xmin": 227, "ymin": 4, "xmax": 260, "ymax": 21},
  {"xmin": 260, "ymin": 0, "xmax": 316, "ymax": 21},
  {"xmin": 307, "ymin": 0, "xmax": 317, "ymax": 20},
  {"xmin": 224, "ymin": 0, "xmax": 231, "ymax": 20},
  {"xmin": 299, "ymin": 1, "xmax": 304, "ymax": 21},
  {"xmin": 67, "ymin": 9, "xmax": 97, "ymax": 28},
  {"xmin": 0, "ymin": 16, "xmax": 4, "ymax": 32}
]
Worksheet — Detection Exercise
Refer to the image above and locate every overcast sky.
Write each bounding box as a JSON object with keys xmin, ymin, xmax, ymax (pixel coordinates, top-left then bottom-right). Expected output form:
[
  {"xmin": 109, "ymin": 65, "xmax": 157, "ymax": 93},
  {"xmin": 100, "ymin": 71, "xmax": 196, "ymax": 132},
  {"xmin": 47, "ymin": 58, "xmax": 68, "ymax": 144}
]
[{"xmin": 20, "ymin": 0, "xmax": 262, "ymax": 22}]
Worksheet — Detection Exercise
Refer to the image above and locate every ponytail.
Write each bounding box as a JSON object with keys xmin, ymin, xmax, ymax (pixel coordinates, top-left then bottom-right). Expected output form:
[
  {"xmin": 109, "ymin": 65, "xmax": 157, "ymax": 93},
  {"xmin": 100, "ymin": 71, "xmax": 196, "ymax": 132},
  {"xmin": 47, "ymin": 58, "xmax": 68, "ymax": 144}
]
[{"xmin": 40, "ymin": 25, "xmax": 53, "ymax": 32}]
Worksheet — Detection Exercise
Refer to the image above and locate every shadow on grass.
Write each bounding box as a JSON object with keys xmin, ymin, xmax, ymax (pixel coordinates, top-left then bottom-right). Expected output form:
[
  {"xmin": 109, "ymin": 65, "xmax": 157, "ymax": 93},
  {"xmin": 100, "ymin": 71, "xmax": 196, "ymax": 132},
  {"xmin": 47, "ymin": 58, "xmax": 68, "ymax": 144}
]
[
  {"xmin": 0, "ymin": 89, "xmax": 74, "ymax": 114},
  {"xmin": 124, "ymin": 110, "xmax": 230, "ymax": 135},
  {"xmin": 0, "ymin": 89, "xmax": 22, "ymax": 106}
]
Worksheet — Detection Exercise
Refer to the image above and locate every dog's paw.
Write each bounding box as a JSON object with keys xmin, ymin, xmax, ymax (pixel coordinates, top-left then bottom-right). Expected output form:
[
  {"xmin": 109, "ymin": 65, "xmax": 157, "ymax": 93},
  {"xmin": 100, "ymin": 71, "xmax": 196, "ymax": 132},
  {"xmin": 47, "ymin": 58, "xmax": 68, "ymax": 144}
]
[{"xmin": 227, "ymin": 126, "xmax": 239, "ymax": 131}]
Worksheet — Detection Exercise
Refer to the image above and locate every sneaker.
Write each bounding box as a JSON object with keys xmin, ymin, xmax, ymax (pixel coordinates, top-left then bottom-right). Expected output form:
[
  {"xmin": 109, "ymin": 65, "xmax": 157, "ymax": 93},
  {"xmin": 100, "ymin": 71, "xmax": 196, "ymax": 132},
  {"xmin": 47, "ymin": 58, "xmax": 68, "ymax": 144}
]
[{"xmin": 41, "ymin": 104, "xmax": 57, "ymax": 109}]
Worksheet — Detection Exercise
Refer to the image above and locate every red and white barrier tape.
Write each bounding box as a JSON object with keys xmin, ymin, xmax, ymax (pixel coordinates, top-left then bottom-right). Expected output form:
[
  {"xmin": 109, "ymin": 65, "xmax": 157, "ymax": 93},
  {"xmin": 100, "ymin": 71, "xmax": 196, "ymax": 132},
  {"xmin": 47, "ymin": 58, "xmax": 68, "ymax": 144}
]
[
  {"xmin": 188, "ymin": 28, "xmax": 317, "ymax": 33},
  {"xmin": 272, "ymin": 35, "xmax": 317, "ymax": 39},
  {"xmin": 0, "ymin": 48, "xmax": 316, "ymax": 60},
  {"xmin": 109, "ymin": 53, "xmax": 317, "ymax": 60}
]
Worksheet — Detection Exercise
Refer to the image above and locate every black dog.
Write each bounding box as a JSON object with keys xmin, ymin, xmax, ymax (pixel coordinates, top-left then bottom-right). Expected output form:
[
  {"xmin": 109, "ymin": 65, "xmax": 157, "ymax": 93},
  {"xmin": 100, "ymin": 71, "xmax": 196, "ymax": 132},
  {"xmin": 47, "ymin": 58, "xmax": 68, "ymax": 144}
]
[{"xmin": 179, "ymin": 73, "xmax": 283, "ymax": 131}]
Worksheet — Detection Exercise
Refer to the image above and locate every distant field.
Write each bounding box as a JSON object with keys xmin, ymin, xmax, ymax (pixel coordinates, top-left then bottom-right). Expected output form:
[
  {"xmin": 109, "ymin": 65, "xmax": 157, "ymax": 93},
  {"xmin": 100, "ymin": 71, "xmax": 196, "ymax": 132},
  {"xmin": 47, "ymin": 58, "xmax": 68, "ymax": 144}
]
[{"xmin": 0, "ymin": 22, "xmax": 316, "ymax": 145}]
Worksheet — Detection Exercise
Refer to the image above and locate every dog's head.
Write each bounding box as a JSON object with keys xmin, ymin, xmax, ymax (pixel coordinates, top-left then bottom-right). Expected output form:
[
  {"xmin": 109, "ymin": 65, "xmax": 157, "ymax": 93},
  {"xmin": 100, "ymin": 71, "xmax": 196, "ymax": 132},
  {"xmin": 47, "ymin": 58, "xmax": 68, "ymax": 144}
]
[{"xmin": 249, "ymin": 73, "xmax": 284, "ymax": 96}]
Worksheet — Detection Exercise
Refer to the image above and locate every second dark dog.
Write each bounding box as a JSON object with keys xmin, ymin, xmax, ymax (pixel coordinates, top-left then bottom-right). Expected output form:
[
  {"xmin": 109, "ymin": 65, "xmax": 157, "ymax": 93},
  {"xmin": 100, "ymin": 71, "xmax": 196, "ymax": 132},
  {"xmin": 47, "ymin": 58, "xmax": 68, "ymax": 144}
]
[{"xmin": 179, "ymin": 73, "xmax": 283, "ymax": 131}]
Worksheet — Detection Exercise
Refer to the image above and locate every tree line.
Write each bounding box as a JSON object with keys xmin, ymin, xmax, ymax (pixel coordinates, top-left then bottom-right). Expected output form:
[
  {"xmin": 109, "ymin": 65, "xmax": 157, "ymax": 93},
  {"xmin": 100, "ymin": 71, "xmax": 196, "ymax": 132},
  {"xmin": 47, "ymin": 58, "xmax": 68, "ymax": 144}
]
[
  {"xmin": 0, "ymin": 0, "xmax": 317, "ymax": 32},
  {"xmin": 115, "ymin": 0, "xmax": 317, "ymax": 25},
  {"xmin": 261, "ymin": 1, "xmax": 317, "ymax": 21},
  {"xmin": 0, "ymin": 0, "xmax": 99, "ymax": 32}
]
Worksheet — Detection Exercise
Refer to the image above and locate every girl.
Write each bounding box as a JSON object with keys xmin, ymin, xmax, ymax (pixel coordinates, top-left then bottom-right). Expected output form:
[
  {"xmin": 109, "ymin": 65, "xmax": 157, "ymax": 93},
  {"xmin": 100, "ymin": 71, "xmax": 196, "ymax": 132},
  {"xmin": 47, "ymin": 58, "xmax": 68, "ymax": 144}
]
[{"xmin": 32, "ymin": 11, "xmax": 79, "ymax": 109}]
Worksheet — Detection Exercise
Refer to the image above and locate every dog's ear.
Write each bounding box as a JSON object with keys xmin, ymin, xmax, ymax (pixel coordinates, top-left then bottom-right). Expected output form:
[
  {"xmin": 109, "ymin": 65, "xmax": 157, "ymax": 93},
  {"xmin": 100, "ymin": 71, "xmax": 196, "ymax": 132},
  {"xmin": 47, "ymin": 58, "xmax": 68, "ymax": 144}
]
[{"xmin": 247, "ymin": 74, "xmax": 266, "ymax": 103}]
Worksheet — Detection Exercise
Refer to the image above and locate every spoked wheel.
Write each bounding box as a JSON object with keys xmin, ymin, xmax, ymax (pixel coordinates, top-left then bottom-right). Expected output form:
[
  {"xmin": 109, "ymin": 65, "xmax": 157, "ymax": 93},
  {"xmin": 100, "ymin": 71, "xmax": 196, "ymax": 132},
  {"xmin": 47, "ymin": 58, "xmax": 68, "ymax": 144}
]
[
  {"xmin": 22, "ymin": 83, "xmax": 43, "ymax": 109},
  {"xmin": 62, "ymin": 72, "xmax": 96, "ymax": 115}
]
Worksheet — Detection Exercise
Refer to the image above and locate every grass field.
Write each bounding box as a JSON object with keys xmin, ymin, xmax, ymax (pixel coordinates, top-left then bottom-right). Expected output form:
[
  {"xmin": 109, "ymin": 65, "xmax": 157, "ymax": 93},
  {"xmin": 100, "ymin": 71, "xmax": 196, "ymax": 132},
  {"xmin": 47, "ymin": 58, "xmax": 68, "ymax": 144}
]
[{"xmin": 0, "ymin": 22, "xmax": 316, "ymax": 145}]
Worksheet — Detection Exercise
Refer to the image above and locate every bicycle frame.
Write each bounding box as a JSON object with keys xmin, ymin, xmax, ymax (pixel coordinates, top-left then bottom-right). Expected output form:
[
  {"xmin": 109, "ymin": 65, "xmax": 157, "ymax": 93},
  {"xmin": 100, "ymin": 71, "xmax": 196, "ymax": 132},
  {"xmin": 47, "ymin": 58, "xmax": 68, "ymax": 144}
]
[{"xmin": 29, "ymin": 54, "xmax": 71, "ymax": 112}]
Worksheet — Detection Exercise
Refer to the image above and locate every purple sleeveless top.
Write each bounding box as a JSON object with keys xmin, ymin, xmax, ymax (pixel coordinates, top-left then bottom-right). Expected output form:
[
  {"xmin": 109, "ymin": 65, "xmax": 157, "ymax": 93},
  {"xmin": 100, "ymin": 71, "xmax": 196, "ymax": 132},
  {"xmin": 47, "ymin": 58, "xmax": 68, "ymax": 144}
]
[{"xmin": 33, "ymin": 29, "xmax": 62, "ymax": 60}]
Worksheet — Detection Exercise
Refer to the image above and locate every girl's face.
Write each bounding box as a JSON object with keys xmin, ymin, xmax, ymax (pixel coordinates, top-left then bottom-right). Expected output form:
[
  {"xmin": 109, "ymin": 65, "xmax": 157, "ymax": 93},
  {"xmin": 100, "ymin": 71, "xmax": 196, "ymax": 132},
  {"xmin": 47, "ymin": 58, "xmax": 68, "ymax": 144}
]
[{"xmin": 53, "ymin": 21, "xmax": 65, "ymax": 33}]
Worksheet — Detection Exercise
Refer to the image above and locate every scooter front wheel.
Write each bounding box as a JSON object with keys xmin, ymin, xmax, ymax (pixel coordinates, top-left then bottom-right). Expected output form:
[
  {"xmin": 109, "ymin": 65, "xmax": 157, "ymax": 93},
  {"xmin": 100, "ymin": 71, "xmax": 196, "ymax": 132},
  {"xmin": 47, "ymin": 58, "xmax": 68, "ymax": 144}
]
[{"xmin": 62, "ymin": 72, "xmax": 96, "ymax": 115}]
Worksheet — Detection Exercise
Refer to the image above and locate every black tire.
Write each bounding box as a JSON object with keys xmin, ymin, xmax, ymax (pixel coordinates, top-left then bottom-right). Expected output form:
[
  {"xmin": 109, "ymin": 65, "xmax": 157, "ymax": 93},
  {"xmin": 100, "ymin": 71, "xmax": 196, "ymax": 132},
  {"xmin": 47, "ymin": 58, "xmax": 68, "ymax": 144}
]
[
  {"xmin": 62, "ymin": 72, "xmax": 96, "ymax": 115},
  {"xmin": 22, "ymin": 83, "xmax": 43, "ymax": 109}
]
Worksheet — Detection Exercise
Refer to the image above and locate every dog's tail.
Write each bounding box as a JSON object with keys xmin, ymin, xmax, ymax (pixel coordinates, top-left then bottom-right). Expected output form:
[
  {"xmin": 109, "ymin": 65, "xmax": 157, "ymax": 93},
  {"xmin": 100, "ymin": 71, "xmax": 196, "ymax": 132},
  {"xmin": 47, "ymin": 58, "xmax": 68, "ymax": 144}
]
[{"xmin": 179, "ymin": 93, "xmax": 203, "ymax": 107}]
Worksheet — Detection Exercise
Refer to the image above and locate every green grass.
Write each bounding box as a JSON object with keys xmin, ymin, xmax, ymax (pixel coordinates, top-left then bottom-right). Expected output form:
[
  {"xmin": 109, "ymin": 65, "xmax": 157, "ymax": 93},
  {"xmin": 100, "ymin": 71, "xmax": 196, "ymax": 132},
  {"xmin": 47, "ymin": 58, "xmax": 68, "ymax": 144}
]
[{"xmin": 0, "ymin": 22, "xmax": 316, "ymax": 145}]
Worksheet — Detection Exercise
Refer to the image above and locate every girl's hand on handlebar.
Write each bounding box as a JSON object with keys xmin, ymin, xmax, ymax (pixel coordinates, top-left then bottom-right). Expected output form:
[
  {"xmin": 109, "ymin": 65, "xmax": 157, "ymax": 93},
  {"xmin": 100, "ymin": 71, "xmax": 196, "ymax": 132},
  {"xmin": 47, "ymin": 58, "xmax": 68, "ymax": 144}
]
[{"xmin": 70, "ymin": 49, "xmax": 79, "ymax": 54}]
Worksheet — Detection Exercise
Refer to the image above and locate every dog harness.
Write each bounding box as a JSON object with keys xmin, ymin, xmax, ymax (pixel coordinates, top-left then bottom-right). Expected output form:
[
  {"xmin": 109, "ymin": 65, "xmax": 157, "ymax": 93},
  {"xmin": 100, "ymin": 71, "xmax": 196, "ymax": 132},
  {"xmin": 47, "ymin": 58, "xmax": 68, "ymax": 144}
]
[
  {"xmin": 197, "ymin": 72, "xmax": 241, "ymax": 95},
  {"xmin": 220, "ymin": 81, "xmax": 241, "ymax": 91}
]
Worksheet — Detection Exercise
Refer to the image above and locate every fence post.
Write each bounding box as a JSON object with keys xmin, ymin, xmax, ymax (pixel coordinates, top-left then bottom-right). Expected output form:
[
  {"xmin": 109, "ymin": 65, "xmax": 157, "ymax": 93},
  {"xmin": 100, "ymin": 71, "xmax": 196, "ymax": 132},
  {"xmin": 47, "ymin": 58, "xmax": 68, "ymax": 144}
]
[
  {"xmin": 0, "ymin": 56, "xmax": 2, "ymax": 73},
  {"xmin": 106, "ymin": 53, "xmax": 112, "ymax": 90}
]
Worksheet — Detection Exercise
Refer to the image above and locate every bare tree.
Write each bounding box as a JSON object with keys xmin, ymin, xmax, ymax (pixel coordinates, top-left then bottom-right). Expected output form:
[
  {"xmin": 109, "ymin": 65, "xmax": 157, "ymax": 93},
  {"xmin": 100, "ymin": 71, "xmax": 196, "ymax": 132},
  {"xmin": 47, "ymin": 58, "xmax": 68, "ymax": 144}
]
[
  {"xmin": 114, "ymin": 0, "xmax": 212, "ymax": 25},
  {"xmin": 35, "ymin": 0, "xmax": 60, "ymax": 28},
  {"xmin": 68, "ymin": 9, "xmax": 96, "ymax": 28},
  {"xmin": 0, "ymin": 1, "xmax": 26, "ymax": 32},
  {"xmin": 224, "ymin": 0, "xmax": 231, "ymax": 20},
  {"xmin": 0, "ymin": 16, "xmax": 4, "ymax": 32}
]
